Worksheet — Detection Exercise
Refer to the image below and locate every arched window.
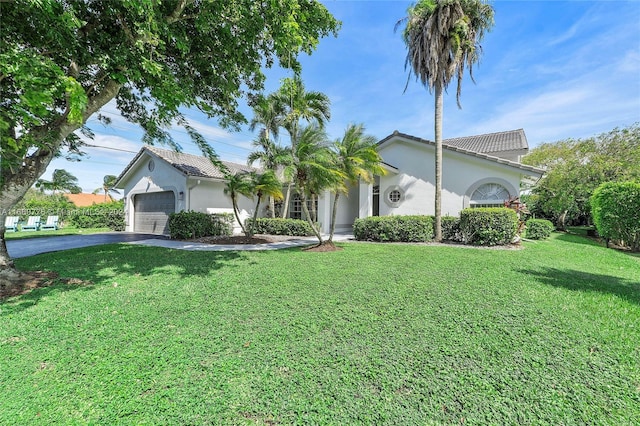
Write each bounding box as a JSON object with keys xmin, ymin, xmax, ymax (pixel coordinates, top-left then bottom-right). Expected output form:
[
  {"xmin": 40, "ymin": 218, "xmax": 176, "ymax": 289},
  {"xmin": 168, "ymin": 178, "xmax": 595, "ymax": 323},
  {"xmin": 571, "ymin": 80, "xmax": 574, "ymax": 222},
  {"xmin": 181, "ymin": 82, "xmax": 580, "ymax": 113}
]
[{"xmin": 470, "ymin": 183, "xmax": 510, "ymax": 208}]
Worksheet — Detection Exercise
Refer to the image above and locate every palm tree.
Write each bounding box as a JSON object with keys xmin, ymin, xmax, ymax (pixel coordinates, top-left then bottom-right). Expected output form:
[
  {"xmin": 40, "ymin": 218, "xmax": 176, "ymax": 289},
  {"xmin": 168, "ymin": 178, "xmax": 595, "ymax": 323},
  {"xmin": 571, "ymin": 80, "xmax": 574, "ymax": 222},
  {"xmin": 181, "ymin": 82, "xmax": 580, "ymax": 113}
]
[
  {"xmin": 247, "ymin": 135, "xmax": 292, "ymax": 218},
  {"xmin": 93, "ymin": 174, "xmax": 120, "ymax": 202},
  {"xmin": 223, "ymin": 172, "xmax": 253, "ymax": 235},
  {"xmin": 397, "ymin": 0, "xmax": 494, "ymax": 241},
  {"xmin": 329, "ymin": 124, "xmax": 387, "ymax": 243},
  {"xmin": 274, "ymin": 75, "xmax": 331, "ymax": 218},
  {"xmin": 292, "ymin": 125, "xmax": 345, "ymax": 245},
  {"xmin": 248, "ymin": 93, "xmax": 284, "ymax": 142},
  {"xmin": 35, "ymin": 169, "xmax": 82, "ymax": 194},
  {"xmin": 245, "ymin": 171, "xmax": 284, "ymax": 238}
]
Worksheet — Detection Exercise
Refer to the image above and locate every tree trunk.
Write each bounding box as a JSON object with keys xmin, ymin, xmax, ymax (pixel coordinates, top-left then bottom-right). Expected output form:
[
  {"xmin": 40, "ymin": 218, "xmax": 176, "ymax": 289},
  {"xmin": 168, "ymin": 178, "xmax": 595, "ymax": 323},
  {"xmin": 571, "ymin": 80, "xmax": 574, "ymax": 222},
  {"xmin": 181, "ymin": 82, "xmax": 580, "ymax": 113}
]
[
  {"xmin": 281, "ymin": 182, "xmax": 292, "ymax": 218},
  {"xmin": 0, "ymin": 79, "xmax": 122, "ymax": 292},
  {"xmin": 232, "ymin": 198, "xmax": 247, "ymax": 235},
  {"xmin": 248, "ymin": 196, "xmax": 262, "ymax": 238},
  {"xmin": 557, "ymin": 210, "xmax": 568, "ymax": 232},
  {"xmin": 269, "ymin": 196, "xmax": 276, "ymax": 218},
  {"xmin": 434, "ymin": 85, "xmax": 443, "ymax": 242},
  {"xmin": 299, "ymin": 189, "xmax": 323, "ymax": 244},
  {"xmin": 311, "ymin": 193, "xmax": 317, "ymax": 223},
  {"xmin": 328, "ymin": 192, "xmax": 340, "ymax": 243}
]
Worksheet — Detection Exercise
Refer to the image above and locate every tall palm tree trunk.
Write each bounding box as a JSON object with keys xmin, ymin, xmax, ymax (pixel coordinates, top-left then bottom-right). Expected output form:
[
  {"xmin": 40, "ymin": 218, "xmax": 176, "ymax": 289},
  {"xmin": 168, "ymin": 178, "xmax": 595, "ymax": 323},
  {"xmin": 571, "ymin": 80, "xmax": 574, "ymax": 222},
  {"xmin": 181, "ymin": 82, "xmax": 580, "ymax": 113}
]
[
  {"xmin": 434, "ymin": 84, "xmax": 443, "ymax": 242},
  {"xmin": 269, "ymin": 196, "xmax": 276, "ymax": 218},
  {"xmin": 299, "ymin": 190, "xmax": 323, "ymax": 244},
  {"xmin": 328, "ymin": 192, "xmax": 340, "ymax": 243},
  {"xmin": 248, "ymin": 196, "xmax": 263, "ymax": 238},
  {"xmin": 281, "ymin": 183, "xmax": 292, "ymax": 218}
]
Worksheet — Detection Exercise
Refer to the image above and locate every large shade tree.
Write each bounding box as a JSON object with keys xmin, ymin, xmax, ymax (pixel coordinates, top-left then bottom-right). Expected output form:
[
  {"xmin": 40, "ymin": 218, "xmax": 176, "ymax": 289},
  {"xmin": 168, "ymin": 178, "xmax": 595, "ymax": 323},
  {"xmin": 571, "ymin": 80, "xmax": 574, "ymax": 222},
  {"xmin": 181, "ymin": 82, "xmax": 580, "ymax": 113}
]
[
  {"xmin": 397, "ymin": 0, "xmax": 494, "ymax": 241},
  {"xmin": 0, "ymin": 0, "xmax": 339, "ymax": 287}
]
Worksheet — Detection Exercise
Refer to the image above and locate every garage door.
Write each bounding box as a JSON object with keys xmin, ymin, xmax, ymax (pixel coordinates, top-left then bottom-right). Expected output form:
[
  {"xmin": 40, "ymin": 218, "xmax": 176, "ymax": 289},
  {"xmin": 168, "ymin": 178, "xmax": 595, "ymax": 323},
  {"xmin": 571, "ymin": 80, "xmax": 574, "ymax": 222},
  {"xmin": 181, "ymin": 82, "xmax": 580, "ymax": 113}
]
[{"xmin": 134, "ymin": 191, "xmax": 175, "ymax": 234}]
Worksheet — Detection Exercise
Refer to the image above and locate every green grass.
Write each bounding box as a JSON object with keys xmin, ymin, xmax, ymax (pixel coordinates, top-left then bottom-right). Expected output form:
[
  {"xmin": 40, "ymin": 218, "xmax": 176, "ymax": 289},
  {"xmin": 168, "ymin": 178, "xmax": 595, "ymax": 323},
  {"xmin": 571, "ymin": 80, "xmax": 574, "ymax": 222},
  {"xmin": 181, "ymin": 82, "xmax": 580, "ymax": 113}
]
[
  {"xmin": 4, "ymin": 226, "xmax": 110, "ymax": 240},
  {"xmin": 2, "ymin": 233, "xmax": 639, "ymax": 424}
]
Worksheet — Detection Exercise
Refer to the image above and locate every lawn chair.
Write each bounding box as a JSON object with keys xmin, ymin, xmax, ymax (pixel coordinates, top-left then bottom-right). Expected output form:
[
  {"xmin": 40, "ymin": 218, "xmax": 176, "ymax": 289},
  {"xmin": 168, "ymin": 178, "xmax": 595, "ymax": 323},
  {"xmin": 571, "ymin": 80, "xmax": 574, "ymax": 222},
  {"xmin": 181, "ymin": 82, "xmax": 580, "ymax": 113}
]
[
  {"xmin": 41, "ymin": 215, "xmax": 59, "ymax": 231},
  {"xmin": 4, "ymin": 216, "xmax": 20, "ymax": 232},
  {"xmin": 22, "ymin": 216, "xmax": 41, "ymax": 231}
]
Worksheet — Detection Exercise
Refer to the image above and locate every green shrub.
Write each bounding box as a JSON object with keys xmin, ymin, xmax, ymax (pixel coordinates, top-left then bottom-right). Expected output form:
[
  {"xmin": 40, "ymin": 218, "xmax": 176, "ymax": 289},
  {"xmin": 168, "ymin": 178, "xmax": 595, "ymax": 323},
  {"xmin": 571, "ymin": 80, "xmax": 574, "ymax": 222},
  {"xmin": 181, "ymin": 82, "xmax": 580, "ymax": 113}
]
[
  {"xmin": 441, "ymin": 216, "xmax": 462, "ymax": 242},
  {"xmin": 459, "ymin": 208, "xmax": 518, "ymax": 246},
  {"xmin": 67, "ymin": 201, "xmax": 125, "ymax": 231},
  {"xmin": 247, "ymin": 218, "xmax": 314, "ymax": 236},
  {"xmin": 353, "ymin": 216, "xmax": 434, "ymax": 242},
  {"xmin": 591, "ymin": 181, "xmax": 640, "ymax": 251},
  {"xmin": 168, "ymin": 211, "xmax": 233, "ymax": 239},
  {"xmin": 13, "ymin": 193, "xmax": 75, "ymax": 222},
  {"xmin": 525, "ymin": 218, "xmax": 554, "ymax": 240}
]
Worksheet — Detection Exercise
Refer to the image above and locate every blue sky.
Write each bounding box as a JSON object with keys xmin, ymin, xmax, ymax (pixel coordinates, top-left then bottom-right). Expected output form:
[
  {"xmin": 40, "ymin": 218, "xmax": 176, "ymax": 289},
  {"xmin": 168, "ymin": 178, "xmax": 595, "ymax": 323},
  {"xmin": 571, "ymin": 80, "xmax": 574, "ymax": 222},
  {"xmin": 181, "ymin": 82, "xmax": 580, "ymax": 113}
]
[{"xmin": 43, "ymin": 0, "xmax": 640, "ymax": 194}]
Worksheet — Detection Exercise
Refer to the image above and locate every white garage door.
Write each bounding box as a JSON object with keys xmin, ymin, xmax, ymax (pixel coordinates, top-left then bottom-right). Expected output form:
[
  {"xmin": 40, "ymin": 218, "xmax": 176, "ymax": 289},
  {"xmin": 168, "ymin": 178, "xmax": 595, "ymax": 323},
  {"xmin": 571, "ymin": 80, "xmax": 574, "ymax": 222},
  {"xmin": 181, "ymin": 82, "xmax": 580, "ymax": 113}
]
[{"xmin": 134, "ymin": 191, "xmax": 175, "ymax": 234}]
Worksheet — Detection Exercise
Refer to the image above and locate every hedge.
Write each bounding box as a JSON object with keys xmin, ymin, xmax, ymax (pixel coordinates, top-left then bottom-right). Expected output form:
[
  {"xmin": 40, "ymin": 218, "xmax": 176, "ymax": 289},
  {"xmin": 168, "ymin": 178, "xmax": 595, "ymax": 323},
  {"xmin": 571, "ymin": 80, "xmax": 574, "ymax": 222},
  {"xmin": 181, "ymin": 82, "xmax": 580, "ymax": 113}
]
[
  {"xmin": 353, "ymin": 215, "xmax": 434, "ymax": 242},
  {"xmin": 441, "ymin": 216, "xmax": 462, "ymax": 242},
  {"xmin": 67, "ymin": 201, "xmax": 125, "ymax": 231},
  {"xmin": 525, "ymin": 218, "xmax": 554, "ymax": 240},
  {"xmin": 168, "ymin": 211, "xmax": 233, "ymax": 240},
  {"xmin": 246, "ymin": 218, "xmax": 314, "ymax": 236},
  {"xmin": 590, "ymin": 181, "xmax": 640, "ymax": 251},
  {"xmin": 459, "ymin": 208, "xmax": 518, "ymax": 246}
]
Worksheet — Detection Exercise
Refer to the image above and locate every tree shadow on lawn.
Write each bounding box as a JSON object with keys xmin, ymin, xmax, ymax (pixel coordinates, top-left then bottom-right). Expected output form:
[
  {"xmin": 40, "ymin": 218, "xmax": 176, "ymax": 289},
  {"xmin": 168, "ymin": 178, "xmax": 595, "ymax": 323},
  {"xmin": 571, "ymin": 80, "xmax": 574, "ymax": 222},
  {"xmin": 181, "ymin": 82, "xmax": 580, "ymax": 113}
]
[
  {"xmin": 519, "ymin": 267, "xmax": 640, "ymax": 306},
  {"xmin": 4, "ymin": 243, "xmax": 246, "ymax": 314}
]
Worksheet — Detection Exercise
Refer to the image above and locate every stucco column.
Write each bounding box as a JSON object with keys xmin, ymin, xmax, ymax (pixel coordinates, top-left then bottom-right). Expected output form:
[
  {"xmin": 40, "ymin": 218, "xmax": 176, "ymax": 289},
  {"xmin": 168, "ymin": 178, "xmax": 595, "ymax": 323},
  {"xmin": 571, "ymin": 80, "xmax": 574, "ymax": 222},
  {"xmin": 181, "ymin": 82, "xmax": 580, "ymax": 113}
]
[
  {"xmin": 318, "ymin": 190, "xmax": 332, "ymax": 234},
  {"xmin": 359, "ymin": 180, "xmax": 372, "ymax": 218}
]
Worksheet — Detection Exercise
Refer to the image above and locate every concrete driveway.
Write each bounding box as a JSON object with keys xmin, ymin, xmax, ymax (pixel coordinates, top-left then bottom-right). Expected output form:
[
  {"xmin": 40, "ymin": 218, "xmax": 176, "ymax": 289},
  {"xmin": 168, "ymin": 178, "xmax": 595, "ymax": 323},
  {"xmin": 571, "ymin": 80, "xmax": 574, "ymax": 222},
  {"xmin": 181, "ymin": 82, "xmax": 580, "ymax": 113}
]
[{"xmin": 6, "ymin": 232, "xmax": 167, "ymax": 259}]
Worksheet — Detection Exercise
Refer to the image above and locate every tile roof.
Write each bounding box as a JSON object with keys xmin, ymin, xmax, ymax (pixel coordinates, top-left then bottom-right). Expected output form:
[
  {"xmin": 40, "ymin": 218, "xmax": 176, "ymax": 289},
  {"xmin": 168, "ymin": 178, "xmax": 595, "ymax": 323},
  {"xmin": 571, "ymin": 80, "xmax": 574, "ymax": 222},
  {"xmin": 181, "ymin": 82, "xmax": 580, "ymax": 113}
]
[
  {"xmin": 442, "ymin": 129, "xmax": 528, "ymax": 153},
  {"xmin": 144, "ymin": 146, "xmax": 256, "ymax": 179},
  {"xmin": 116, "ymin": 146, "xmax": 257, "ymax": 185},
  {"xmin": 64, "ymin": 193, "xmax": 114, "ymax": 207},
  {"xmin": 378, "ymin": 131, "xmax": 544, "ymax": 177}
]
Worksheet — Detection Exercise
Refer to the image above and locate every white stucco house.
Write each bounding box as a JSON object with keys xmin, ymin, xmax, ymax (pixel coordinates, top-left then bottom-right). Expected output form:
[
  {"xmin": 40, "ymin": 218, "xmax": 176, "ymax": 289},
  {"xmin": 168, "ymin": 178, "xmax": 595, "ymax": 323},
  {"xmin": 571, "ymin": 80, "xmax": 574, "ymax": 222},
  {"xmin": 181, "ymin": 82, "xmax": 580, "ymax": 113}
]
[{"xmin": 115, "ymin": 129, "xmax": 544, "ymax": 235}]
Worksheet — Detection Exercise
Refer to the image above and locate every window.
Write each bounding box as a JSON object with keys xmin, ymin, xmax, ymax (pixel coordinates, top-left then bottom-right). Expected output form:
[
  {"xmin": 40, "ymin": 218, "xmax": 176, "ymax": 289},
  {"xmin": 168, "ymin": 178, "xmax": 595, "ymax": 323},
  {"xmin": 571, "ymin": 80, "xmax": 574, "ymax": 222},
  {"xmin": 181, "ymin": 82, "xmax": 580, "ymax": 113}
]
[
  {"xmin": 383, "ymin": 186, "xmax": 404, "ymax": 207},
  {"xmin": 470, "ymin": 183, "xmax": 509, "ymax": 207},
  {"xmin": 289, "ymin": 194, "xmax": 317, "ymax": 220},
  {"xmin": 148, "ymin": 159, "xmax": 155, "ymax": 172}
]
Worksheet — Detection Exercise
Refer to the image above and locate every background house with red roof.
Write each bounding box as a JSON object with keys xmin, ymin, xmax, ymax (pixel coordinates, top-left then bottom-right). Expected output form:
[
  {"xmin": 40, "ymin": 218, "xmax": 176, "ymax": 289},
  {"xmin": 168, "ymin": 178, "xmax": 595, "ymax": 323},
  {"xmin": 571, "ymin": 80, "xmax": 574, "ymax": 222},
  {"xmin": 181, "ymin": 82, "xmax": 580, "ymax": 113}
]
[{"xmin": 64, "ymin": 193, "xmax": 114, "ymax": 207}]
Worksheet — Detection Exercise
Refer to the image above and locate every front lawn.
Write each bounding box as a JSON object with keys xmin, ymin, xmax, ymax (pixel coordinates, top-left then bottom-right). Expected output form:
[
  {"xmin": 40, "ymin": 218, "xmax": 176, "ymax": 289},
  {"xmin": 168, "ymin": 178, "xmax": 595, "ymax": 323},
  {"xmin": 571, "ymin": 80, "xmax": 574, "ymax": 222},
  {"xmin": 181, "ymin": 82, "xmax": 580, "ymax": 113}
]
[{"xmin": 2, "ymin": 234, "xmax": 639, "ymax": 424}]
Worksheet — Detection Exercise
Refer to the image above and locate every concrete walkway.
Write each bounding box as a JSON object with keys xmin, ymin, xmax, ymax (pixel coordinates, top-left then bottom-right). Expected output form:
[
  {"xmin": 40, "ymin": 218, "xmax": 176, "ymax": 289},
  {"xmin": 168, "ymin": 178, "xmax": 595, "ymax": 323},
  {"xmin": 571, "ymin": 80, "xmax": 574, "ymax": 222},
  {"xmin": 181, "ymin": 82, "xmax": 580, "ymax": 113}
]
[
  {"xmin": 7, "ymin": 232, "xmax": 353, "ymax": 258},
  {"xmin": 128, "ymin": 233, "xmax": 353, "ymax": 252}
]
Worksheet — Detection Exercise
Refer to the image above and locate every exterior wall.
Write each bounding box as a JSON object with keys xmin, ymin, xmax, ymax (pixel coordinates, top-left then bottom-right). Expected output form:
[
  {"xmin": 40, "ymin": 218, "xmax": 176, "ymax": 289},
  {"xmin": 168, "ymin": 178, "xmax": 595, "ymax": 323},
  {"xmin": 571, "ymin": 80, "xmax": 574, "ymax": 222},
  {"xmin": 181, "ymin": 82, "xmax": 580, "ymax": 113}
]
[
  {"xmin": 122, "ymin": 154, "xmax": 184, "ymax": 232},
  {"xmin": 328, "ymin": 184, "xmax": 360, "ymax": 233},
  {"xmin": 122, "ymin": 153, "xmax": 261, "ymax": 234},
  {"xmin": 188, "ymin": 179, "xmax": 255, "ymax": 234},
  {"xmin": 377, "ymin": 138, "xmax": 522, "ymax": 217}
]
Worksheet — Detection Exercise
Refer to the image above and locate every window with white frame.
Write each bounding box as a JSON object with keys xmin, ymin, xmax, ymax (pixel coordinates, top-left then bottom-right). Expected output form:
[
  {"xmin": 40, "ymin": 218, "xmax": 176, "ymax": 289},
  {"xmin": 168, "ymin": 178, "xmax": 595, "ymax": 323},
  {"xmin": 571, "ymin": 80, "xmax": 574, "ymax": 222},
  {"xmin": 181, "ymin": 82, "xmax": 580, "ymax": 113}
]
[
  {"xmin": 470, "ymin": 183, "xmax": 510, "ymax": 207},
  {"xmin": 289, "ymin": 194, "xmax": 317, "ymax": 220},
  {"xmin": 383, "ymin": 185, "xmax": 404, "ymax": 207}
]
